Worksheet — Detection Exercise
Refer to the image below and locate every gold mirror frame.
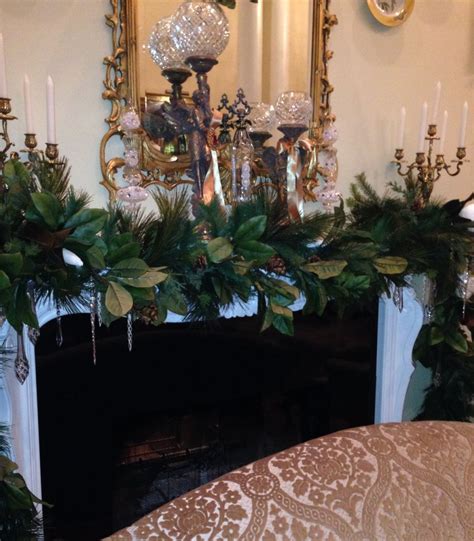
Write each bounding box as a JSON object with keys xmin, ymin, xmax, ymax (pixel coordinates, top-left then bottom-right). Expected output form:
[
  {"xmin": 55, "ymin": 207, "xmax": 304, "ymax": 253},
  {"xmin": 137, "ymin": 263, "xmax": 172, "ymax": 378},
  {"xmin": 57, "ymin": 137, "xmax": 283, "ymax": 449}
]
[{"xmin": 100, "ymin": 0, "xmax": 337, "ymax": 201}]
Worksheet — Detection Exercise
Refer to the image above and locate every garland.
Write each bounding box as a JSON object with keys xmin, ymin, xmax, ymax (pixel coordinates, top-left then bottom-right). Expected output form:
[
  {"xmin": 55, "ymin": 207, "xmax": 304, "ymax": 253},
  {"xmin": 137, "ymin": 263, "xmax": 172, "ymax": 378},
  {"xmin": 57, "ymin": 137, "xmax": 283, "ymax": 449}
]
[
  {"xmin": 0, "ymin": 155, "xmax": 472, "ymax": 535},
  {"xmin": 0, "ymin": 157, "xmax": 472, "ymax": 409}
]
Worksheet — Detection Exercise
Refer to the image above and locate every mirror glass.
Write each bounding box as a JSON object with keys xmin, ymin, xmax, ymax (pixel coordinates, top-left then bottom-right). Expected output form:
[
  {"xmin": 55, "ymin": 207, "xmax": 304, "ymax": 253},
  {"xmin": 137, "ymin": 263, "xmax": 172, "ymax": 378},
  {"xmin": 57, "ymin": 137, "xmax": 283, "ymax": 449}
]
[{"xmin": 135, "ymin": 0, "xmax": 313, "ymax": 110}]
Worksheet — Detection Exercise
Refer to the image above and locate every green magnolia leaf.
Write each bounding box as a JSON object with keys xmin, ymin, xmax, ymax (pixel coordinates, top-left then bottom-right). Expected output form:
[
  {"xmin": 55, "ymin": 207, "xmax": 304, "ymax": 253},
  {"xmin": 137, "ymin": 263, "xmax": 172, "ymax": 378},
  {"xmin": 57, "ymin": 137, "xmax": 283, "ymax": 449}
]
[
  {"xmin": 373, "ymin": 256, "xmax": 408, "ymax": 275},
  {"xmin": 207, "ymin": 237, "xmax": 233, "ymax": 263},
  {"xmin": 233, "ymin": 260, "xmax": 255, "ymax": 275},
  {"xmin": 0, "ymin": 270, "xmax": 10, "ymax": 289},
  {"xmin": 212, "ymin": 277, "xmax": 232, "ymax": 304},
  {"xmin": 272, "ymin": 280, "xmax": 299, "ymax": 301},
  {"xmin": 272, "ymin": 313, "xmax": 294, "ymax": 336},
  {"xmin": 236, "ymin": 240, "xmax": 275, "ymax": 264},
  {"xmin": 112, "ymin": 257, "xmax": 149, "ymax": 277},
  {"xmin": 234, "ymin": 215, "xmax": 267, "ymax": 244},
  {"xmin": 3, "ymin": 159, "xmax": 30, "ymax": 184},
  {"xmin": 445, "ymin": 331, "xmax": 469, "ymax": 354},
  {"xmin": 105, "ymin": 281, "xmax": 133, "ymax": 317},
  {"xmin": 86, "ymin": 245, "xmax": 105, "ymax": 269},
  {"xmin": 125, "ymin": 286, "xmax": 155, "ymax": 302},
  {"xmin": 162, "ymin": 289, "xmax": 188, "ymax": 316},
  {"xmin": 64, "ymin": 208, "xmax": 107, "ymax": 229},
  {"xmin": 0, "ymin": 252, "xmax": 23, "ymax": 276},
  {"xmin": 30, "ymin": 192, "xmax": 62, "ymax": 230},
  {"xmin": 70, "ymin": 215, "xmax": 107, "ymax": 239},
  {"xmin": 120, "ymin": 270, "xmax": 167, "ymax": 288},
  {"xmin": 270, "ymin": 302, "xmax": 293, "ymax": 318},
  {"xmin": 5, "ymin": 283, "xmax": 39, "ymax": 331},
  {"xmin": 302, "ymin": 260, "xmax": 348, "ymax": 279},
  {"xmin": 261, "ymin": 309, "xmax": 273, "ymax": 332},
  {"xmin": 107, "ymin": 243, "xmax": 141, "ymax": 266},
  {"xmin": 429, "ymin": 326, "xmax": 444, "ymax": 346}
]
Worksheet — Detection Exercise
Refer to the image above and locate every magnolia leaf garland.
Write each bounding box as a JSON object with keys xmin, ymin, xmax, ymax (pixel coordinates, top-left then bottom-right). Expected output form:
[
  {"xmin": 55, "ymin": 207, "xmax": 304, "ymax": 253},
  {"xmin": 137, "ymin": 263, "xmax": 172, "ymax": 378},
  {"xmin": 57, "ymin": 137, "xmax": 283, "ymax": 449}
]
[{"xmin": 0, "ymin": 158, "xmax": 472, "ymax": 420}]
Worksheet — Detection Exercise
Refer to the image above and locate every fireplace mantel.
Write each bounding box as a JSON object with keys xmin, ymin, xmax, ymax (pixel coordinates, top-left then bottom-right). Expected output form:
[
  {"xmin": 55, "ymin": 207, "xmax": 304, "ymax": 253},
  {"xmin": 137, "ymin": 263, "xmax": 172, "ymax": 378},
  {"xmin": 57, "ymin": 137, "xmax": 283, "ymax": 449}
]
[{"xmin": 0, "ymin": 288, "xmax": 424, "ymax": 500}]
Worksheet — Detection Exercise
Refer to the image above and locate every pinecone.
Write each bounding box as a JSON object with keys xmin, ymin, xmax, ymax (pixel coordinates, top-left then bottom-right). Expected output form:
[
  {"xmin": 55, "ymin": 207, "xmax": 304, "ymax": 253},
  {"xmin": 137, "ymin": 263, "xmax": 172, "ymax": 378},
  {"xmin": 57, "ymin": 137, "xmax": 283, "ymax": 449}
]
[
  {"xmin": 267, "ymin": 255, "xmax": 287, "ymax": 275},
  {"xmin": 195, "ymin": 254, "xmax": 208, "ymax": 270},
  {"xmin": 138, "ymin": 304, "xmax": 159, "ymax": 325},
  {"xmin": 307, "ymin": 255, "xmax": 321, "ymax": 263}
]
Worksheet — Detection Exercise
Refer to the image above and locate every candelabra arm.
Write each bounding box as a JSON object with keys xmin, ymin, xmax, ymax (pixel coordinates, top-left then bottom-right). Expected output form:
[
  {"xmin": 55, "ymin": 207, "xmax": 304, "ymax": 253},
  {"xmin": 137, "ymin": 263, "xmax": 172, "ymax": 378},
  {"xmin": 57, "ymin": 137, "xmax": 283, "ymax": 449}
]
[{"xmin": 394, "ymin": 160, "xmax": 418, "ymax": 178}]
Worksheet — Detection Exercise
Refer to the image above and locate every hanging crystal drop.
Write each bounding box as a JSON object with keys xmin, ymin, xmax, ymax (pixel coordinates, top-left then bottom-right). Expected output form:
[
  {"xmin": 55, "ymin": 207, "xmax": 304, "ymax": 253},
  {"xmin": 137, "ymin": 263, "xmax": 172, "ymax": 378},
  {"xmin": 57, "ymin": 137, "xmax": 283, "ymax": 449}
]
[
  {"xmin": 96, "ymin": 291, "xmax": 103, "ymax": 327},
  {"xmin": 127, "ymin": 312, "xmax": 133, "ymax": 352},
  {"xmin": 461, "ymin": 260, "xmax": 470, "ymax": 320},
  {"xmin": 55, "ymin": 300, "xmax": 63, "ymax": 347},
  {"xmin": 392, "ymin": 285, "xmax": 404, "ymax": 312},
  {"xmin": 90, "ymin": 285, "xmax": 97, "ymax": 365},
  {"xmin": 27, "ymin": 281, "xmax": 40, "ymax": 345},
  {"xmin": 422, "ymin": 276, "xmax": 435, "ymax": 325},
  {"xmin": 15, "ymin": 329, "xmax": 29, "ymax": 384}
]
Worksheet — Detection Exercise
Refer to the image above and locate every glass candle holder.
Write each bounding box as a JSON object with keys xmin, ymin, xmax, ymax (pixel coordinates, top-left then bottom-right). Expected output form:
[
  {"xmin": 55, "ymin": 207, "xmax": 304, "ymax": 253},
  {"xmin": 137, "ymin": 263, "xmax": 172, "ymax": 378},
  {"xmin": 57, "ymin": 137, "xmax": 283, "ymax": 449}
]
[
  {"xmin": 249, "ymin": 102, "xmax": 276, "ymax": 133},
  {"xmin": 275, "ymin": 91, "xmax": 313, "ymax": 128},
  {"xmin": 170, "ymin": 0, "xmax": 230, "ymax": 62}
]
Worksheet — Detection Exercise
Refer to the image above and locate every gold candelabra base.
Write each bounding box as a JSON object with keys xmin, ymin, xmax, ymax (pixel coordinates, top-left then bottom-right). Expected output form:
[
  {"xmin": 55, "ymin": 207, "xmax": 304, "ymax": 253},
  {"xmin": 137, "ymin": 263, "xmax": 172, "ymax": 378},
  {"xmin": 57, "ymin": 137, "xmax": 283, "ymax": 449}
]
[{"xmin": 393, "ymin": 124, "xmax": 468, "ymax": 208}]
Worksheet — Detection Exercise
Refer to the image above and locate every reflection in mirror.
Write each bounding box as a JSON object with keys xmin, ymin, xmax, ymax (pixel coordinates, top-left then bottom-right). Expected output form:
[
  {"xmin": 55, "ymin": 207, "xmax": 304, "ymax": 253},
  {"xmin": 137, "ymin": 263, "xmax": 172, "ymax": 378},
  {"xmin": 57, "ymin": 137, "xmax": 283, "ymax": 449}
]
[
  {"xmin": 137, "ymin": 0, "xmax": 312, "ymax": 108},
  {"xmin": 101, "ymin": 0, "xmax": 339, "ymax": 212}
]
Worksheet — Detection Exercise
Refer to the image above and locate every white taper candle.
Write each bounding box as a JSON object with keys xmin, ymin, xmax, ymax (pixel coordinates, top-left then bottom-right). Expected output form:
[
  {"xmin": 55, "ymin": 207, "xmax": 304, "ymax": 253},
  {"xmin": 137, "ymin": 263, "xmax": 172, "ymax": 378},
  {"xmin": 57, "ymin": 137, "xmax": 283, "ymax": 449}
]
[
  {"xmin": 46, "ymin": 75, "xmax": 56, "ymax": 144},
  {"xmin": 439, "ymin": 110, "xmax": 448, "ymax": 154},
  {"xmin": 397, "ymin": 106, "xmax": 406, "ymax": 149},
  {"xmin": 458, "ymin": 101, "xmax": 468, "ymax": 148},
  {"xmin": 431, "ymin": 81, "xmax": 441, "ymax": 124},
  {"xmin": 417, "ymin": 102, "xmax": 428, "ymax": 152},
  {"xmin": 23, "ymin": 74, "xmax": 34, "ymax": 133},
  {"xmin": 0, "ymin": 34, "xmax": 7, "ymax": 98}
]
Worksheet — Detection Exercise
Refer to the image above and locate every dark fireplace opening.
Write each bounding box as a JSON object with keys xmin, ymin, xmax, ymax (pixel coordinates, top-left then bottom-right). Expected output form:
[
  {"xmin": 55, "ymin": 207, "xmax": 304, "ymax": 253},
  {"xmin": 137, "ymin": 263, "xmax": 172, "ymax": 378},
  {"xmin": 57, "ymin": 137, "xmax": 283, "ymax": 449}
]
[{"xmin": 36, "ymin": 306, "xmax": 377, "ymax": 540}]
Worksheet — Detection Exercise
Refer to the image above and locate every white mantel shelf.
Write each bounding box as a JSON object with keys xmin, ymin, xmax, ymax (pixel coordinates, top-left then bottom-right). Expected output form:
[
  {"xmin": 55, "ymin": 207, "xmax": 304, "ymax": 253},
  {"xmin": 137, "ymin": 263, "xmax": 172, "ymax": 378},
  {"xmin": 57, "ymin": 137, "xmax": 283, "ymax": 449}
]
[{"xmin": 0, "ymin": 287, "xmax": 424, "ymax": 500}]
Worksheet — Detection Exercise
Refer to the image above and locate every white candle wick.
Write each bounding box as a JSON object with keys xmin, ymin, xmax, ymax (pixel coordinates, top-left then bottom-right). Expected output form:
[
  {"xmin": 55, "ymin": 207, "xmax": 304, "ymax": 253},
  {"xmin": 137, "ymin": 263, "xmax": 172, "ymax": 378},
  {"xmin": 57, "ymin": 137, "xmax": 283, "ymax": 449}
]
[
  {"xmin": 46, "ymin": 75, "xmax": 56, "ymax": 144},
  {"xmin": 439, "ymin": 110, "xmax": 448, "ymax": 155},
  {"xmin": 23, "ymin": 74, "xmax": 34, "ymax": 134},
  {"xmin": 0, "ymin": 34, "xmax": 8, "ymax": 98},
  {"xmin": 431, "ymin": 81, "xmax": 441, "ymax": 125},
  {"xmin": 397, "ymin": 106, "xmax": 406, "ymax": 149},
  {"xmin": 417, "ymin": 102, "xmax": 428, "ymax": 153},
  {"xmin": 458, "ymin": 101, "xmax": 468, "ymax": 148}
]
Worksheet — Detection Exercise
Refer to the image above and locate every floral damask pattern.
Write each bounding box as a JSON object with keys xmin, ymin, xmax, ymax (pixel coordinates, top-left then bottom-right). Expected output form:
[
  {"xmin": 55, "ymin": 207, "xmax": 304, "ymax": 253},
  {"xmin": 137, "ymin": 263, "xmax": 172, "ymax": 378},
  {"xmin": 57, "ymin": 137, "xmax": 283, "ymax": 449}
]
[{"xmin": 105, "ymin": 422, "xmax": 474, "ymax": 541}]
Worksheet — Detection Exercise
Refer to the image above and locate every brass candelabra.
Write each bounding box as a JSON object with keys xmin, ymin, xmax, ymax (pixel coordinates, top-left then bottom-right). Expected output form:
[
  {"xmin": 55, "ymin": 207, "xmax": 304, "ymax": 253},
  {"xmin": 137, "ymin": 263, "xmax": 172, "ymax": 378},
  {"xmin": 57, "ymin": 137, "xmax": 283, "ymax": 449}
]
[
  {"xmin": 394, "ymin": 123, "xmax": 467, "ymax": 207},
  {"xmin": 0, "ymin": 97, "xmax": 59, "ymax": 165}
]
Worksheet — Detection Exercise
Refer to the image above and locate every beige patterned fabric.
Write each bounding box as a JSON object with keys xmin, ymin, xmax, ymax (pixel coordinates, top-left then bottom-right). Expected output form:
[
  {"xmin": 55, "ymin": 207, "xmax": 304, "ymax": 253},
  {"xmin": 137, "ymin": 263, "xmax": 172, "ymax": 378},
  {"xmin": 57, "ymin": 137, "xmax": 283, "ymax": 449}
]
[{"xmin": 105, "ymin": 421, "xmax": 474, "ymax": 540}]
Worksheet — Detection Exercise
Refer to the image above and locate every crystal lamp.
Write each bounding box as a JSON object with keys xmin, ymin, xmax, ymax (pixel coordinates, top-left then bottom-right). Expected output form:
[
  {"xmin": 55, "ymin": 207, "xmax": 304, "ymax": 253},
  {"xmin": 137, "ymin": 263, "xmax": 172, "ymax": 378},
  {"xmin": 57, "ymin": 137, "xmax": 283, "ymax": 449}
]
[
  {"xmin": 148, "ymin": 17, "xmax": 188, "ymax": 72},
  {"xmin": 170, "ymin": 0, "xmax": 230, "ymax": 67}
]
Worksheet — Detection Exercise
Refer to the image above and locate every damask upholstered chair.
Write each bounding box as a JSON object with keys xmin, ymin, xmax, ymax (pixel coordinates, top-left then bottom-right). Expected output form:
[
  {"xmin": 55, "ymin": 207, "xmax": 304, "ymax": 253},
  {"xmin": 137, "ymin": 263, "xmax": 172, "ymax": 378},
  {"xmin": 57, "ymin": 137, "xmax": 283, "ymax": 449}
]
[{"xmin": 106, "ymin": 421, "xmax": 474, "ymax": 540}]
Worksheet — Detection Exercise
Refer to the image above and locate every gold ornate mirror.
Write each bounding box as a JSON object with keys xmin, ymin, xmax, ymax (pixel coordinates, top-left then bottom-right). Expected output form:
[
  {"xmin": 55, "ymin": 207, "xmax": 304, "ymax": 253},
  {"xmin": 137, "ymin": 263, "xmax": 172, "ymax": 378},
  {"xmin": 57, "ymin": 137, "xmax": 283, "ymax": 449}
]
[{"xmin": 100, "ymin": 0, "xmax": 337, "ymax": 202}]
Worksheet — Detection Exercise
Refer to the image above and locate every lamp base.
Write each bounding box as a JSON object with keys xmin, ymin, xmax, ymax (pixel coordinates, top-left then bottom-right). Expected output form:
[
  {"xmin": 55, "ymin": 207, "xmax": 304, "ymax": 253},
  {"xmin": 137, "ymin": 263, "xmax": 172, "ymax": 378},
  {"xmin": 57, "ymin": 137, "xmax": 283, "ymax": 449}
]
[
  {"xmin": 249, "ymin": 131, "xmax": 273, "ymax": 151},
  {"xmin": 277, "ymin": 124, "xmax": 308, "ymax": 144},
  {"xmin": 185, "ymin": 56, "xmax": 218, "ymax": 74}
]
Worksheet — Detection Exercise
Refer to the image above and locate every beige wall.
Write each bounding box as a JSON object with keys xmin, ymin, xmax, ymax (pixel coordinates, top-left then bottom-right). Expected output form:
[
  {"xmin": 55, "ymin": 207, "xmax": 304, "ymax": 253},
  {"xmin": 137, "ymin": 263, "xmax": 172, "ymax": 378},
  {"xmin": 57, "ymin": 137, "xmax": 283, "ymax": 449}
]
[
  {"xmin": 331, "ymin": 0, "xmax": 473, "ymax": 200},
  {"xmin": 0, "ymin": 0, "xmax": 472, "ymax": 206}
]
